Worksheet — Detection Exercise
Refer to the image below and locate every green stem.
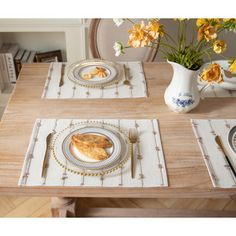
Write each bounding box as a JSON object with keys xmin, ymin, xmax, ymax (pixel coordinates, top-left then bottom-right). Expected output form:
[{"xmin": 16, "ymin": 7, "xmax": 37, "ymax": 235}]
[
  {"xmin": 215, "ymin": 53, "xmax": 228, "ymax": 60},
  {"xmin": 177, "ymin": 20, "xmax": 181, "ymax": 51},
  {"xmin": 203, "ymin": 50, "xmax": 212, "ymax": 63},
  {"xmin": 158, "ymin": 42, "xmax": 178, "ymax": 51},
  {"xmin": 159, "ymin": 48, "xmax": 169, "ymax": 57},
  {"xmin": 126, "ymin": 18, "xmax": 136, "ymax": 24},
  {"xmin": 164, "ymin": 32, "xmax": 177, "ymax": 45},
  {"xmin": 182, "ymin": 21, "xmax": 187, "ymax": 49},
  {"xmin": 190, "ymin": 23, "xmax": 195, "ymax": 47}
]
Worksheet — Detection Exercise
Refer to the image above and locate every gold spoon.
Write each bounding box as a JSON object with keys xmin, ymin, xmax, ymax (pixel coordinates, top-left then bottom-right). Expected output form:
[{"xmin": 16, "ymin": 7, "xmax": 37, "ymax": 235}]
[{"xmin": 123, "ymin": 65, "xmax": 130, "ymax": 86}]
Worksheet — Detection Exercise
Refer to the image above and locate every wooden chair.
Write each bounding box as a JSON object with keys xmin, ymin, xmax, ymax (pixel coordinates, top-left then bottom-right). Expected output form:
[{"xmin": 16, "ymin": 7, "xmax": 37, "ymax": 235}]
[{"xmin": 89, "ymin": 19, "xmax": 159, "ymax": 62}]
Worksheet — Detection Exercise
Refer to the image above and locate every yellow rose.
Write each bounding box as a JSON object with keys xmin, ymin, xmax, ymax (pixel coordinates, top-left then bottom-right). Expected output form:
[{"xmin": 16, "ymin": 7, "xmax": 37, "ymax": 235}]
[
  {"xmin": 197, "ymin": 23, "xmax": 217, "ymax": 41},
  {"xmin": 146, "ymin": 19, "xmax": 164, "ymax": 39},
  {"xmin": 209, "ymin": 18, "xmax": 222, "ymax": 29},
  {"xmin": 200, "ymin": 63, "xmax": 223, "ymax": 84},
  {"xmin": 196, "ymin": 18, "xmax": 207, "ymax": 27},
  {"xmin": 213, "ymin": 40, "xmax": 227, "ymax": 54},
  {"xmin": 197, "ymin": 18, "xmax": 222, "ymax": 29},
  {"xmin": 223, "ymin": 18, "xmax": 236, "ymax": 23},
  {"xmin": 128, "ymin": 21, "xmax": 152, "ymax": 48},
  {"xmin": 229, "ymin": 60, "xmax": 236, "ymax": 73}
]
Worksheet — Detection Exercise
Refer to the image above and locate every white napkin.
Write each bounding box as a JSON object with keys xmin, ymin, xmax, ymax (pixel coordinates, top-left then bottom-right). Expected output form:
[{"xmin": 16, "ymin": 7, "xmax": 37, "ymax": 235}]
[
  {"xmin": 19, "ymin": 119, "xmax": 168, "ymax": 187},
  {"xmin": 191, "ymin": 119, "xmax": 236, "ymax": 188},
  {"xmin": 42, "ymin": 62, "xmax": 148, "ymax": 99}
]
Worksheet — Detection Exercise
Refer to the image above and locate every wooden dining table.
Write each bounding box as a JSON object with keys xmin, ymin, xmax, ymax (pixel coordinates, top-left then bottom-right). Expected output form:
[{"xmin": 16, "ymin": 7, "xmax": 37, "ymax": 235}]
[{"xmin": 0, "ymin": 62, "xmax": 236, "ymax": 217}]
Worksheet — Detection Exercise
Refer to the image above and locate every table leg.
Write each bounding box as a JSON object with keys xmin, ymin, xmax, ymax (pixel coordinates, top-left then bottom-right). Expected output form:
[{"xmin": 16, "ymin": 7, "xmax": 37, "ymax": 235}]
[{"xmin": 51, "ymin": 197, "xmax": 77, "ymax": 217}]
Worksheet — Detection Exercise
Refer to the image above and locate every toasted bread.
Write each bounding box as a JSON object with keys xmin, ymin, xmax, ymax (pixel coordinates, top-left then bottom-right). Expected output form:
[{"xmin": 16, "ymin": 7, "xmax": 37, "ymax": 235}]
[
  {"xmin": 71, "ymin": 134, "xmax": 112, "ymax": 148},
  {"xmin": 71, "ymin": 138, "xmax": 109, "ymax": 160}
]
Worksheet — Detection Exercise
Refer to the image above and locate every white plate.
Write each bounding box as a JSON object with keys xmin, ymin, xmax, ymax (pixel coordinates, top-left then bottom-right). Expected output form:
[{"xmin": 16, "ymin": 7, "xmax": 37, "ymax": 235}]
[
  {"xmin": 62, "ymin": 127, "xmax": 122, "ymax": 170},
  {"xmin": 228, "ymin": 126, "xmax": 236, "ymax": 154},
  {"xmin": 67, "ymin": 59, "xmax": 123, "ymax": 88},
  {"xmin": 198, "ymin": 60, "xmax": 236, "ymax": 90}
]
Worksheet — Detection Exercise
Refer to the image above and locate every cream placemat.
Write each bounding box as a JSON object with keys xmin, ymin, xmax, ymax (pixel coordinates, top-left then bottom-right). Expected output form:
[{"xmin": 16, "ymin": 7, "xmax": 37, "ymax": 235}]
[
  {"xmin": 19, "ymin": 119, "xmax": 168, "ymax": 187},
  {"xmin": 42, "ymin": 62, "xmax": 148, "ymax": 99},
  {"xmin": 191, "ymin": 119, "xmax": 236, "ymax": 188},
  {"xmin": 198, "ymin": 84, "xmax": 236, "ymax": 98}
]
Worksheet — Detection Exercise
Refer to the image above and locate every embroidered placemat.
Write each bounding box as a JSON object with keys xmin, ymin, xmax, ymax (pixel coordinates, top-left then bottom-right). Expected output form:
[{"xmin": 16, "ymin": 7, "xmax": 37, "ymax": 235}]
[
  {"xmin": 198, "ymin": 84, "xmax": 236, "ymax": 98},
  {"xmin": 191, "ymin": 119, "xmax": 236, "ymax": 188},
  {"xmin": 19, "ymin": 119, "xmax": 168, "ymax": 187},
  {"xmin": 41, "ymin": 62, "xmax": 148, "ymax": 99}
]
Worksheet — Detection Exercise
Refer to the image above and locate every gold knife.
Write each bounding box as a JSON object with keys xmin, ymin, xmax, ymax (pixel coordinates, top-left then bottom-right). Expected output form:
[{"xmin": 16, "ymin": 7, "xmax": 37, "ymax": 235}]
[
  {"xmin": 59, "ymin": 64, "xmax": 66, "ymax": 87},
  {"xmin": 215, "ymin": 135, "xmax": 236, "ymax": 178},
  {"xmin": 41, "ymin": 132, "xmax": 53, "ymax": 178}
]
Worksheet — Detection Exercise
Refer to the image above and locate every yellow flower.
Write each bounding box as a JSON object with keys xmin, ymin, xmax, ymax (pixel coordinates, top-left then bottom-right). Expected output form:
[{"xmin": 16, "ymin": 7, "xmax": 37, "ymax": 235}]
[
  {"xmin": 229, "ymin": 60, "xmax": 236, "ymax": 73},
  {"xmin": 146, "ymin": 20, "xmax": 164, "ymax": 39},
  {"xmin": 197, "ymin": 18, "xmax": 222, "ymax": 28},
  {"xmin": 128, "ymin": 21, "xmax": 152, "ymax": 48},
  {"xmin": 197, "ymin": 23, "xmax": 217, "ymax": 41},
  {"xmin": 223, "ymin": 18, "xmax": 236, "ymax": 23},
  {"xmin": 200, "ymin": 63, "xmax": 223, "ymax": 84},
  {"xmin": 213, "ymin": 40, "xmax": 227, "ymax": 54},
  {"xmin": 209, "ymin": 18, "xmax": 222, "ymax": 29},
  {"xmin": 196, "ymin": 18, "xmax": 208, "ymax": 27}
]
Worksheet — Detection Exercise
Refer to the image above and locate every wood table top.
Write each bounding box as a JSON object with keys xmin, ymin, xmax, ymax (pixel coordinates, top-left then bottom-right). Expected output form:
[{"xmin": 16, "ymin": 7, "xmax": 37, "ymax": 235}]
[{"xmin": 0, "ymin": 62, "xmax": 236, "ymax": 198}]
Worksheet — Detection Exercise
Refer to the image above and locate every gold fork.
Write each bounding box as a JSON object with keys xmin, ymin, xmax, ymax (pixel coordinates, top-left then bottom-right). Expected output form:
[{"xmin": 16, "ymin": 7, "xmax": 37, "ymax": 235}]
[
  {"xmin": 123, "ymin": 65, "xmax": 130, "ymax": 86},
  {"xmin": 129, "ymin": 128, "xmax": 138, "ymax": 179}
]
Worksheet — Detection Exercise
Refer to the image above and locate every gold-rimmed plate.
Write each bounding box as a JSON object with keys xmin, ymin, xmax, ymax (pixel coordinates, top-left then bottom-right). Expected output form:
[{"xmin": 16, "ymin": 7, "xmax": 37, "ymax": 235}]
[
  {"xmin": 52, "ymin": 121, "xmax": 131, "ymax": 176},
  {"xmin": 67, "ymin": 59, "xmax": 123, "ymax": 88},
  {"xmin": 62, "ymin": 127, "xmax": 122, "ymax": 170},
  {"xmin": 228, "ymin": 126, "xmax": 236, "ymax": 154}
]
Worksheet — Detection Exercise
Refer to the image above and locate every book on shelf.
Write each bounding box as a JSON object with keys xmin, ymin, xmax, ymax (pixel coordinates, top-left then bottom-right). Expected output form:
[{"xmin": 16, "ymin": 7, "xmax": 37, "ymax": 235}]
[
  {"xmin": 0, "ymin": 63, "xmax": 5, "ymax": 92},
  {"xmin": 0, "ymin": 44, "xmax": 12, "ymax": 91},
  {"xmin": 21, "ymin": 50, "xmax": 30, "ymax": 64},
  {"xmin": 4, "ymin": 44, "xmax": 19, "ymax": 83},
  {"xmin": 14, "ymin": 49, "xmax": 25, "ymax": 76},
  {"xmin": 0, "ymin": 43, "xmax": 19, "ymax": 87},
  {"xmin": 26, "ymin": 51, "xmax": 36, "ymax": 63}
]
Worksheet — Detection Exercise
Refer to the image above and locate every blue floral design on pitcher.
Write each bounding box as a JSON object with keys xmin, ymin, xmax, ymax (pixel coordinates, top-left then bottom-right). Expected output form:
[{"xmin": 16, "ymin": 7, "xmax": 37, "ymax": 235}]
[{"xmin": 172, "ymin": 97, "xmax": 195, "ymax": 108}]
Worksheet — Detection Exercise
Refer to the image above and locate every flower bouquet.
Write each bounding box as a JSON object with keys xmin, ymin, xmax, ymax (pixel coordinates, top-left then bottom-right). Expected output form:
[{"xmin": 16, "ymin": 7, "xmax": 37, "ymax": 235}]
[{"xmin": 113, "ymin": 18, "xmax": 236, "ymax": 112}]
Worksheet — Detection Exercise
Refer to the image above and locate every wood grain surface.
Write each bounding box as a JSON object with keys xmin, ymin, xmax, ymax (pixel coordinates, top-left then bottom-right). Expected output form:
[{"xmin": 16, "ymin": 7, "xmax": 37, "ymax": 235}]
[{"xmin": 0, "ymin": 62, "xmax": 236, "ymax": 198}]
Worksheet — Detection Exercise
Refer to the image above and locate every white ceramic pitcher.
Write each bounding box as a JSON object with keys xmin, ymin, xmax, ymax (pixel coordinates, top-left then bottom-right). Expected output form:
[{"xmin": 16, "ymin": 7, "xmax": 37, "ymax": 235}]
[{"xmin": 164, "ymin": 61, "xmax": 200, "ymax": 113}]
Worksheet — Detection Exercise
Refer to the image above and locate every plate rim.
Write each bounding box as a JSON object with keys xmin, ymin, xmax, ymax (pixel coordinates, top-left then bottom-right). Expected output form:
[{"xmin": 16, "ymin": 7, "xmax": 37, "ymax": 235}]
[
  {"xmin": 228, "ymin": 125, "xmax": 236, "ymax": 154},
  {"xmin": 67, "ymin": 59, "xmax": 123, "ymax": 88}
]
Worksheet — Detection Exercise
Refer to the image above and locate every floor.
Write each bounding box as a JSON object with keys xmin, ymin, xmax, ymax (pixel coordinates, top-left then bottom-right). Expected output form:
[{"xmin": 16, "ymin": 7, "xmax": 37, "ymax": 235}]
[{"xmin": 0, "ymin": 197, "xmax": 236, "ymax": 217}]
